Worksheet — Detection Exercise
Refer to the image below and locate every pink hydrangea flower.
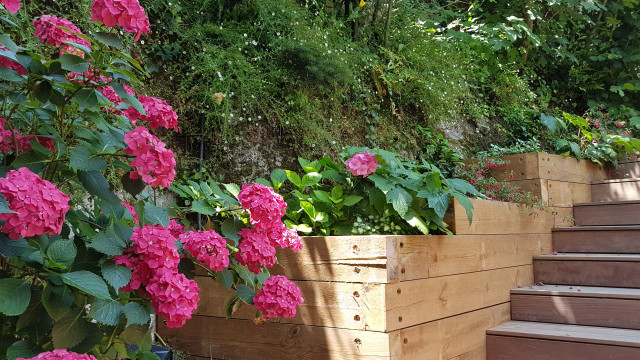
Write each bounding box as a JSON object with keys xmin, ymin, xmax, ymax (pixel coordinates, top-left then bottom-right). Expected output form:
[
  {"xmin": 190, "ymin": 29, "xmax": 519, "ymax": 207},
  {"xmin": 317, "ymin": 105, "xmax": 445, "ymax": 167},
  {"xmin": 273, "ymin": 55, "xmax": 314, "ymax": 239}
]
[
  {"xmin": 166, "ymin": 219, "xmax": 186, "ymax": 238},
  {"xmin": 0, "ymin": 129, "xmax": 33, "ymax": 154},
  {"xmin": 345, "ymin": 152, "xmax": 378, "ymax": 177},
  {"xmin": 234, "ymin": 227, "xmax": 276, "ymax": 274},
  {"xmin": 124, "ymin": 127, "xmax": 176, "ymax": 188},
  {"xmin": 0, "ymin": 167, "xmax": 70, "ymax": 240},
  {"xmin": 90, "ymin": 0, "xmax": 150, "ymax": 41},
  {"xmin": 261, "ymin": 221, "xmax": 302, "ymax": 252},
  {"xmin": 0, "ymin": 44, "xmax": 27, "ymax": 75},
  {"xmin": 125, "ymin": 96, "xmax": 178, "ymax": 132},
  {"xmin": 253, "ymin": 275, "xmax": 304, "ymax": 319},
  {"xmin": 146, "ymin": 267, "xmax": 199, "ymax": 328},
  {"xmin": 18, "ymin": 349, "xmax": 97, "ymax": 360},
  {"xmin": 180, "ymin": 230, "xmax": 229, "ymax": 271},
  {"xmin": 1, "ymin": 0, "xmax": 20, "ymax": 13},
  {"xmin": 238, "ymin": 183, "xmax": 287, "ymax": 225},
  {"xmin": 96, "ymin": 76, "xmax": 136, "ymax": 114},
  {"xmin": 33, "ymin": 15, "xmax": 91, "ymax": 56}
]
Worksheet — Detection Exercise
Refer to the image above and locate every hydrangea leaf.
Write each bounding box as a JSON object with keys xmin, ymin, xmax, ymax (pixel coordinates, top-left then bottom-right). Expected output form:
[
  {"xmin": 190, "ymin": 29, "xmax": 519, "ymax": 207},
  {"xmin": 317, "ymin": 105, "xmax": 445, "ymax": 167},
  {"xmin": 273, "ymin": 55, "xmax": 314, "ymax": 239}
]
[{"xmin": 0, "ymin": 279, "xmax": 31, "ymax": 316}]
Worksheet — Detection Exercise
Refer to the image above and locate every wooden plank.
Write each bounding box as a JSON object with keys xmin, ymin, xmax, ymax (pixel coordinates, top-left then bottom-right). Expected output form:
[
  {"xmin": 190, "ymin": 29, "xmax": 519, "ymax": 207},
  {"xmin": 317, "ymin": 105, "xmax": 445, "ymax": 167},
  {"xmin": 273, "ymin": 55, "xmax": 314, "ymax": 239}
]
[
  {"xmin": 385, "ymin": 265, "xmax": 532, "ymax": 331},
  {"xmin": 553, "ymin": 227, "xmax": 640, "ymax": 253},
  {"xmin": 487, "ymin": 335, "xmax": 640, "ymax": 360},
  {"xmin": 448, "ymin": 198, "xmax": 555, "ymax": 235},
  {"xmin": 592, "ymin": 180, "xmax": 640, "ymax": 203},
  {"xmin": 159, "ymin": 316, "xmax": 392, "ymax": 360},
  {"xmin": 270, "ymin": 235, "xmax": 394, "ymax": 283},
  {"xmin": 491, "ymin": 153, "xmax": 607, "ymax": 183},
  {"xmin": 389, "ymin": 303, "xmax": 510, "ymax": 360},
  {"xmin": 448, "ymin": 347, "xmax": 485, "ymax": 360},
  {"xmin": 513, "ymin": 284, "xmax": 640, "ymax": 299},
  {"xmin": 195, "ymin": 278, "xmax": 387, "ymax": 331},
  {"xmin": 534, "ymin": 259, "xmax": 640, "ymax": 288},
  {"xmin": 552, "ymin": 206, "xmax": 574, "ymax": 227},
  {"xmin": 574, "ymin": 202, "xmax": 640, "ymax": 226},
  {"xmin": 511, "ymin": 294, "xmax": 640, "ymax": 329},
  {"xmin": 546, "ymin": 180, "xmax": 592, "ymax": 206},
  {"xmin": 487, "ymin": 321, "xmax": 640, "ymax": 348}
]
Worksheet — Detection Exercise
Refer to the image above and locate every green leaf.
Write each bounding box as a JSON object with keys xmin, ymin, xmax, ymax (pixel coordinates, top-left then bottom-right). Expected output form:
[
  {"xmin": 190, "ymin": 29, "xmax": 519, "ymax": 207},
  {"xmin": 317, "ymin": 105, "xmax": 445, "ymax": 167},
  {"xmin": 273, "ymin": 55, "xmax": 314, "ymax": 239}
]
[
  {"xmin": 270, "ymin": 168, "xmax": 287, "ymax": 190},
  {"xmin": 452, "ymin": 192, "xmax": 474, "ymax": 224},
  {"xmin": 46, "ymin": 239, "xmax": 76, "ymax": 268},
  {"xmin": 386, "ymin": 187, "xmax": 412, "ymax": 216},
  {"xmin": 59, "ymin": 54, "xmax": 90, "ymax": 73},
  {"xmin": 367, "ymin": 174, "xmax": 394, "ymax": 192},
  {"xmin": 16, "ymin": 299, "xmax": 52, "ymax": 338},
  {"xmin": 221, "ymin": 217, "xmax": 241, "ymax": 241},
  {"xmin": 89, "ymin": 298, "xmax": 123, "ymax": 326},
  {"xmin": 445, "ymin": 178, "xmax": 482, "ymax": 197},
  {"xmin": 402, "ymin": 209, "xmax": 430, "ymax": 236},
  {"xmin": 0, "ymin": 35, "xmax": 18, "ymax": 52},
  {"xmin": 428, "ymin": 192, "xmax": 451, "ymax": 219},
  {"xmin": 6, "ymin": 341, "xmax": 41, "ymax": 360},
  {"xmin": 0, "ymin": 279, "xmax": 31, "ymax": 316},
  {"xmin": 75, "ymin": 88, "xmax": 98, "ymax": 109},
  {"xmin": 331, "ymin": 185, "xmax": 343, "ymax": 200},
  {"xmin": 0, "ymin": 234, "xmax": 32, "ymax": 257},
  {"xmin": 300, "ymin": 201, "xmax": 317, "ymax": 221},
  {"xmin": 221, "ymin": 269, "xmax": 234, "ymax": 290},
  {"xmin": 286, "ymin": 170, "xmax": 302, "ymax": 187},
  {"xmin": 223, "ymin": 295, "xmax": 241, "ymax": 318},
  {"xmin": 312, "ymin": 190, "xmax": 333, "ymax": 203},
  {"xmin": 89, "ymin": 226, "xmax": 126, "ymax": 256},
  {"xmin": 52, "ymin": 308, "xmax": 88, "ymax": 349},
  {"xmin": 112, "ymin": 82, "xmax": 145, "ymax": 114},
  {"xmin": 301, "ymin": 172, "xmax": 322, "ymax": 187},
  {"xmin": 122, "ymin": 302, "xmax": 150, "ymax": 326},
  {"xmin": 236, "ymin": 285, "xmax": 256, "ymax": 305},
  {"xmin": 191, "ymin": 199, "xmax": 216, "ymax": 215},
  {"xmin": 101, "ymin": 264, "xmax": 132, "ymax": 290},
  {"xmin": 144, "ymin": 203, "xmax": 170, "ymax": 226},
  {"xmin": 61, "ymin": 271, "xmax": 112, "ymax": 300},
  {"xmin": 70, "ymin": 146, "xmax": 107, "ymax": 171},
  {"xmin": 93, "ymin": 32, "xmax": 123, "ymax": 48},
  {"xmin": 369, "ymin": 187, "xmax": 386, "ymax": 215},
  {"xmin": 11, "ymin": 151, "xmax": 49, "ymax": 173},
  {"xmin": 121, "ymin": 324, "xmax": 151, "ymax": 347},
  {"xmin": 298, "ymin": 157, "xmax": 320, "ymax": 173},
  {"xmin": 235, "ymin": 264, "xmax": 256, "ymax": 287},
  {"xmin": 255, "ymin": 177, "xmax": 272, "ymax": 187},
  {"xmin": 71, "ymin": 322, "xmax": 103, "ymax": 354},
  {"xmin": 222, "ymin": 183, "xmax": 240, "ymax": 198},
  {"xmin": 0, "ymin": 66, "xmax": 26, "ymax": 83},
  {"xmin": 42, "ymin": 284, "xmax": 73, "ymax": 320},
  {"xmin": 121, "ymin": 173, "xmax": 145, "ymax": 196},
  {"xmin": 342, "ymin": 195, "xmax": 363, "ymax": 206},
  {"xmin": 34, "ymin": 80, "xmax": 53, "ymax": 103},
  {"xmin": 78, "ymin": 170, "xmax": 118, "ymax": 201}
]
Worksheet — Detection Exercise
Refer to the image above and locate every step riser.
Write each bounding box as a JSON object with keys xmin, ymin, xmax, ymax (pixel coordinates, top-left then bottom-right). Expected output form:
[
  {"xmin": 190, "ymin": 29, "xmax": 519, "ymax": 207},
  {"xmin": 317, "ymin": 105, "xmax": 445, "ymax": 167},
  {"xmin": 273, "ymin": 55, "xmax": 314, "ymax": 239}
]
[
  {"xmin": 609, "ymin": 161, "xmax": 640, "ymax": 179},
  {"xmin": 553, "ymin": 230, "xmax": 640, "ymax": 253},
  {"xmin": 534, "ymin": 260, "xmax": 640, "ymax": 288},
  {"xmin": 573, "ymin": 203, "xmax": 640, "ymax": 226},
  {"xmin": 511, "ymin": 294, "xmax": 640, "ymax": 330},
  {"xmin": 592, "ymin": 183, "xmax": 640, "ymax": 202},
  {"xmin": 487, "ymin": 335, "xmax": 640, "ymax": 360}
]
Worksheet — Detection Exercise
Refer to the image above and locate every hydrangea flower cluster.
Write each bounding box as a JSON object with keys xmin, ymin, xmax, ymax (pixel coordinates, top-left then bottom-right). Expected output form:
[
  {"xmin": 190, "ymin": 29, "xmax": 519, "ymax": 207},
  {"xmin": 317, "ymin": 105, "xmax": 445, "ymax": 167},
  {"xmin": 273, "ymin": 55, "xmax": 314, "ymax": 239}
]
[
  {"xmin": 253, "ymin": 276, "xmax": 304, "ymax": 319},
  {"xmin": 0, "ymin": 119, "xmax": 56, "ymax": 154},
  {"xmin": 0, "ymin": 44, "xmax": 27, "ymax": 75},
  {"xmin": 264, "ymin": 221, "xmax": 303, "ymax": 253},
  {"xmin": 238, "ymin": 183, "xmax": 287, "ymax": 225},
  {"xmin": 97, "ymin": 77, "xmax": 136, "ymax": 114},
  {"xmin": 18, "ymin": 349, "xmax": 97, "ymax": 360},
  {"xmin": 345, "ymin": 151, "xmax": 378, "ymax": 177},
  {"xmin": 33, "ymin": 15, "xmax": 91, "ymax": 56},
  {"xmin": 234, "ymin": 227, "xmax": 277, "ymax": 274},
  {"xmin": 0, "ymin": 0, "xmax": 20, "ymax": 13},
  {"xmin": 125, "ymin": 96, "xmax": 179, "ymax": 132},
  {"xmin": 90, "ymin": 0, "xmax": 150, "ymax": 41},
  {"xmin": 0, "ymin": 167, "xmax": 70, "ymax": 240},
  {"xmin": 123, "ymin": 126, "xmax": 176, "ymax": 188},
  {"xmin": 115, "ymin": 224, "xmax": 199, "ymax": 327},
  {"xmin": 180, "ymin": 230, "xmax": 229, "ymax": 271}
]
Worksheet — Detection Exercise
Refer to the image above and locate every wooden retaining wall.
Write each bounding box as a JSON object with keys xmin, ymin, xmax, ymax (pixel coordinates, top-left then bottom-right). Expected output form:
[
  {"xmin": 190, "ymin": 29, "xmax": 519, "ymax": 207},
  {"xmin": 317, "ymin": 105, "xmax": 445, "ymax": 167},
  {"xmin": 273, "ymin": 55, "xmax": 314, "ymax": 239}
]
[{"xmin": 159, "ymin": 153, "xmax": 607, "ymax": 360}]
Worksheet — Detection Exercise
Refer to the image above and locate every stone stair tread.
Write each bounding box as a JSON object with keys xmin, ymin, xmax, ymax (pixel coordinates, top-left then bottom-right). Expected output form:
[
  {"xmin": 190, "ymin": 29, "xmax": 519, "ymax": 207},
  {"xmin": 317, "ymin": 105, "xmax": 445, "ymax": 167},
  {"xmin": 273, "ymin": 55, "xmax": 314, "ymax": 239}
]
[
  {"xmin": 553, "ymin": 225, "xmax": 640, "ymax": 232},
  {"xmin": 487, "ymin": 321, "xmax": 640, "ymax": 348},
  {"xmin": 534, "ymin": 253, "xmax": 640, "ymax": 261},
  {"xmin": 512, "ymin": 285, "xmax": 640, "ymax": 299}
]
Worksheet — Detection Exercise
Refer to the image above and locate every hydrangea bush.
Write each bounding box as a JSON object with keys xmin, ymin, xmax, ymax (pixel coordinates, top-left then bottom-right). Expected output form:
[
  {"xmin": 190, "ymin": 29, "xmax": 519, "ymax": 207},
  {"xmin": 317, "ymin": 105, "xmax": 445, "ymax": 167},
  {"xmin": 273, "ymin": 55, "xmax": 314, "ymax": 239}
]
[{"xmin": 0, "ymin": 1, "xmax": 302, "ymax": 359}]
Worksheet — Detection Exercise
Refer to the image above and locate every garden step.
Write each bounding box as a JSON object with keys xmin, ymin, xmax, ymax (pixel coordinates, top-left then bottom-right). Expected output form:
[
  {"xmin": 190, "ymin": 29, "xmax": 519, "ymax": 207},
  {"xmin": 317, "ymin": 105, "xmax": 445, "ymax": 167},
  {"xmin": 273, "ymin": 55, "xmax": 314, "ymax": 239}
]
[
  {"xmin": 573, "ymin": 200, "xmax": 640, "ymax": 226},
  {"xmin": 608, "ymin": 159, "xmax": 640, "ymax": 179},
  {"xmin": 591, "ymin": 178, "xmax": 640, "ymax": 202},
  {"xmin": 534, "ymin": 253, "xmax": 640, "ymax": 288},
  {"xmin": 552, "ymin": 226, "xmax": 640, "ymax": 253},
  {"xmin": 511, "ymin": 285, "xmax": 640, "ymax": 330},
  {"xmin": 486, "ymin": 321, "xmax": 640, "ymax": 360}
]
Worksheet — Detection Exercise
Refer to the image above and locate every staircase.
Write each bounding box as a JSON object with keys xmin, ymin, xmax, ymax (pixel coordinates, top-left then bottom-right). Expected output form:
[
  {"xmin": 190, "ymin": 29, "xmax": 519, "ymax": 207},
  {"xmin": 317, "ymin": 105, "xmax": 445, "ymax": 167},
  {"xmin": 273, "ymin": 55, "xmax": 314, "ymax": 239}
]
[{"xmin": 486, "ymin": 168, "xmax": 640, "ymax": 359}]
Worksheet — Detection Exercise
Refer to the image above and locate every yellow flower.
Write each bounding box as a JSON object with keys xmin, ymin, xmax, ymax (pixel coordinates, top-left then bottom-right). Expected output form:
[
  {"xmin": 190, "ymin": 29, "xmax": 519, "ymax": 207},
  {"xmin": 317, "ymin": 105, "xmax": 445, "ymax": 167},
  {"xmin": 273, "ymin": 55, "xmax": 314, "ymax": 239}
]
[{"xmin": 360, "ymin": 0, "xmax": 365, "ymax": 7}]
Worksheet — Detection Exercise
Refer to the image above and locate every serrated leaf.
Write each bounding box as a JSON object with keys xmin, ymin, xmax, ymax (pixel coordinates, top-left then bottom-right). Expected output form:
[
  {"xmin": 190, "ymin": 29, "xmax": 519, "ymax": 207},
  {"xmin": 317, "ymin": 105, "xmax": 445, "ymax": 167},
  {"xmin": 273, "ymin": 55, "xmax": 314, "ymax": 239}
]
[
  {"xmin": 42, "ymin": 284, "xmax": 73, "ymax": 320},
  {"xmin": 120, "ymin": 324, "xmax": 150, "ymax": 346},
  {"xmin": 540, "ymin": 113, "xmax": 560, "ymax": 132},
  {"xmin": 59, "ymin": 54, "xmax": 89, "ymax": 73},
  {"xmin": 46, "ymin": 239, "xmax": 76, "ymax": 268},
  {"xmin": 101, "ymin": 264, "xmax": 132, "ymax": 290},
  {"xmin": 369, "ymin": 187, "xmax": 386, "ymax": 215},
  {"xmin": 122, "ymin": 302, "xmax": 150, "ymax": 326},
  {"xmin": 121, "ymin": 173, "xmax": 145, "ymax": 196},
  {"xmin": 452, "ymin": 192, "xmax": 474, "ymax": 224},
  {"xmin": 93, "ymin": 32, "xmax": 123, "ymax": 48},
  {"xmin": 71, "ymin": 322, "xmax": 103, "ymax": 354},
  {"xmin": 143, "ymin": 203, "xmax": 170, "ymax": 226},
  {"xmin": 300, "ymin": 172, "xmax": 322, "ymax": 187},
  {"xmin": 236, "ymin": 285, "xmax": 256, "ymax": 305},
  {"xmin": 331, "ymin": 185, "xmax": 343, "ymax": 200},
  {"xmin": 342, "ymin": 195, "xmax": 363, "ymax": 206},
  {"xmin": 52, "ymin": 308, "xmax": 88, "ymax": 349},
  {"xmin": 70, "ymin": 146, "xmax": 107, "ymax": 171},
  {"xmin": 221, "ymin": 217, "xmax": 241, "ymax": 241},
  {"xmin": 428, "ymin": 192, "xmax": 451, "ymax": 219},
  {"xmin": 75, "ymin": 88, "xmax": 98, "ymax": 109},
  {"xmin": 286, "ymin": 170, "xmax": 302, "ymax": 187},
  {"xmin": 0, "ymin": 279, "xmax": 30, "ymax": 316},
  {"xmin": 89, "ymin": 298, "xmax": 123, "ymax": 326},
  {"xmin": 312, "ymin": 190, "xmax": 333, "ymax": 203},
  {"xmin": 367, "ymin": 174, "xmax": 394, "ymax": 192},
  {"xmin": 6, "ymin": 341, "xmax": 41, "ymax": 360},
  {"xmin": 191, "ymin": 199, "xmax": 216, "ymax": 215},
  {"xmin": 90, "ymin": 226, "xmax": 126, "ymax": 256},
  {"xmin": 445, "ymin": 178, "xmax": 482, "ymax": 197},
  {"xmin": 235, "ymin": 264, "xmax": 256, "ymax": 286},
  {"xmin": 34, "ymin": 80, "xmax": 52, "ymax": 103},
  {"xmin": 386, "ymin": 187, "xmax": 412, "ymax": 216},
  {"xmin": 61, "ymin": 271, "xmax": 112, "ymax": 300},
  {"xmin": 11, "ymin": 151, "xmax": 49, "ymax": 173},
  {"xmin": 221, "ymin": 269, "xmax": 234, "ymax": 290},
  {"xmin": 0, "ymin": 234, "xmax": 33, "ymax": 257}
]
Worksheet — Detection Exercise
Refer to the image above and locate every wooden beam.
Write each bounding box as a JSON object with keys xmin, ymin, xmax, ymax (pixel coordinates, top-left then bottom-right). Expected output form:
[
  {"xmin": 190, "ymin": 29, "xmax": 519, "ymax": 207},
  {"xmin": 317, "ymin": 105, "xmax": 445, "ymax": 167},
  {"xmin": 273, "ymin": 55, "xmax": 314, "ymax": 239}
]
[
  {"xmin": 490, "ymin": 153, "xmax": 607, "ymax": 183},
  {"xmin": 385, "ymin": 265, "xmax": 532, "ymax": 331}
]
